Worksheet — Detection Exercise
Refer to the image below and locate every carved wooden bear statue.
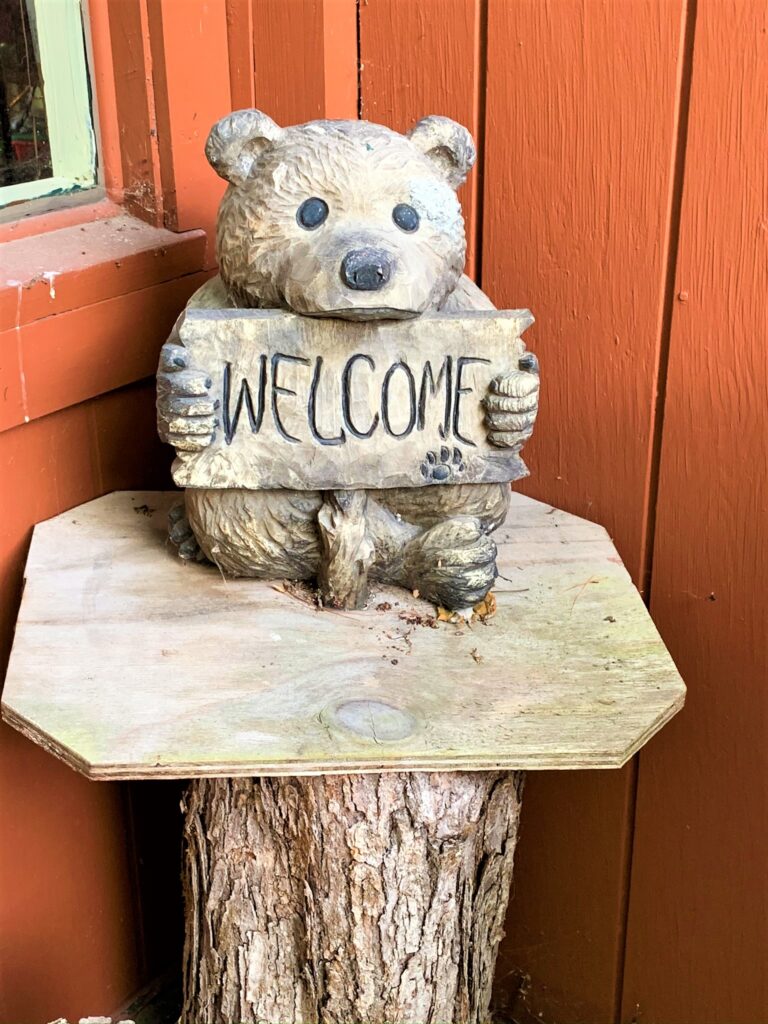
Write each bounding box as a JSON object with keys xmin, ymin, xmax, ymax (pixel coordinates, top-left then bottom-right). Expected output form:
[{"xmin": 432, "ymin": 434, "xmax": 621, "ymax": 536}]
[{"xmin": 157, "ymin": 109, "xmax": 539, "ymax": 610}]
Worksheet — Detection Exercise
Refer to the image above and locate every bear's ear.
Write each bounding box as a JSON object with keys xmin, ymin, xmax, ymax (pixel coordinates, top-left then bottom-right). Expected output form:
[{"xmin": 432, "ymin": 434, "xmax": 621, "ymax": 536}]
[
  {"xmin": 407, "ymin": 116, "xmax": 476, "ymax": 189},
  {"xmin": 205, "ymin": 109, "xmax": 284, "ymax": 186}
]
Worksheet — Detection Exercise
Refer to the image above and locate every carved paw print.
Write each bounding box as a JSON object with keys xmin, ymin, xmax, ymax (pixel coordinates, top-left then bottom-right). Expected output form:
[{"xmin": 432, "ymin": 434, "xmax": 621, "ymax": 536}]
[{"xmin": 420, "ymin": 446, "xmax": 465, "ymax": 483}]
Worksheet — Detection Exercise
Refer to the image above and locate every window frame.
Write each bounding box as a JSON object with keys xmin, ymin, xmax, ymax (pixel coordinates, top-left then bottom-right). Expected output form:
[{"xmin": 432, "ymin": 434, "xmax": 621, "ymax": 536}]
[
  {"xmin": 0, "ymin": 0, "xmax": 97, "ymax": 210},
  {"xmin": 0, "ymin": 0, "xmax": 230, "ymax": 434},
  {"xmin": 0, "ymin": 0, "xmax": 230, "ymax": 248}
]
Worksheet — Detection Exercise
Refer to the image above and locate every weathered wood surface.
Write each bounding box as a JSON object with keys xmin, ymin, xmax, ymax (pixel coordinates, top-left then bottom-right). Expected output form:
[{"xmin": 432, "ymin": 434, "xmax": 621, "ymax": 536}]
[
  {"xmin": 171, "ymin": 309, "xmax": 531, "ymax": 490},
  {"xmin": 316, "ymin": 489, "xmax": 375, "ymax": 609},
  {"xmin": 1, "ymin": 490, "xmax": 685, "ymax": 779},
  {"xmin": 183, "ymin": 771, "xmax": 523, "ymax": 1024},
  {"xmin": 479, "ymin": 3, "xmax": 689, "ymax": 1018}
]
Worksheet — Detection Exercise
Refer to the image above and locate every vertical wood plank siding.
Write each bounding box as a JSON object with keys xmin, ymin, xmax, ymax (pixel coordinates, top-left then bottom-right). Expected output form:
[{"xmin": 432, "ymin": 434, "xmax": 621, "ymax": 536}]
[
  {"xmin": 480, "ymin": 3, "xmax": 686, "ymax": 1019},
  {"xmin": 621, "ymin": 4, "xmax": 768, "ymax": 1022},
  {"xmin": 0, "ymin": 0, "xmax": 227, "ymax": 1015},
  {"xmin": 146, "ymin": 0, "xmax": 232, "ymax": 247},
  {"xmin": 107, "ymin": 0, "xmax": 163, "ymax": 223},
  {"xmin": 250, "ymin": 0, "xmax": 358, "ymax": 125},
  {"xmin": 0, "ymin": 384, "xmax": 174, "ymax": 1023},
  {"xmin": 359, "ymin": 0, "xmax": 484, "ymax": 278}
]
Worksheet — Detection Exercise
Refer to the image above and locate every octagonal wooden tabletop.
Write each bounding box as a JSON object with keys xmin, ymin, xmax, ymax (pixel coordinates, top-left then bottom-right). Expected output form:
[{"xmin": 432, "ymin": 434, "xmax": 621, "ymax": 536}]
[{"xmin": 1, "ymin": 491, "xmax": 685, "ymax": 778}]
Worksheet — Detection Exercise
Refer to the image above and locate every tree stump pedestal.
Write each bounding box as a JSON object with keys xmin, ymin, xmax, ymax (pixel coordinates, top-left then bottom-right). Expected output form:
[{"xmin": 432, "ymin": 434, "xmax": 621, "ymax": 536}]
[
  {"xmin": 2, "ymin": 491, "xmax": 685, "ymax": 1024},
  {"xmin": 183, "ymin": 772, "xmax": 523, "ymax": 1023}
]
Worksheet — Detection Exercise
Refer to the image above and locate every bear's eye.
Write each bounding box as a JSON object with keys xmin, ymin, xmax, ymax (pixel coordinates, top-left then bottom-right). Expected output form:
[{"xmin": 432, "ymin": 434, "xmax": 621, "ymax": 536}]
[
  {"xmin": 392, "ymin": 203, "xmax": 420, "ymax": 233},
  {"xmin": 297, "ymin": 197, "xmax": 329, "ymax": 230}
]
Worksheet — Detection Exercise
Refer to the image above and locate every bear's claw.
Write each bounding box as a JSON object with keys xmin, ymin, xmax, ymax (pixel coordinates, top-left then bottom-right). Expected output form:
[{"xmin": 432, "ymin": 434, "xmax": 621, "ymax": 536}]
[
  {"xmin": 484, "ymin": 358, "xmax": 540, "ymax": 450},
  {"xmin": 168, "ymin": 503, "xmax": 207, "ymax": 563},
  {"xmin": 157, "ymin": 342, "xmax": 217, "ymax": 452},
  {"xmin": 404, "ymin": 515, "xmax": 497, "ymax": 610}
]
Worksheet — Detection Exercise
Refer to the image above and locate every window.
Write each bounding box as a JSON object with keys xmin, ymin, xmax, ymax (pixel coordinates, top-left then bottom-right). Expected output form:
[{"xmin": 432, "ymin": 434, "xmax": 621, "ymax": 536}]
[{"xmin": 0, "ymin": 0, "xmax": 96, "ymax": 209}]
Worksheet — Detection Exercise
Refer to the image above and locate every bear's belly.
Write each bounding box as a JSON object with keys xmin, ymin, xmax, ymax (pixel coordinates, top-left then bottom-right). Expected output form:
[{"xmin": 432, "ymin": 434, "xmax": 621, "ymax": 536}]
[{"xmin": 371, "ymin": 481, "xmax": 510, "ymax": 531}]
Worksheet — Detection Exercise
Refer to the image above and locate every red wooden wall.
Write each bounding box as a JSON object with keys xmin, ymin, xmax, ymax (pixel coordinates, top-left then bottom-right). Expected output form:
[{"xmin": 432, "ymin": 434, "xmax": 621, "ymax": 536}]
[{"xmin": 1, "ymin": 2, "xmax": 766, "ymax": 1021}]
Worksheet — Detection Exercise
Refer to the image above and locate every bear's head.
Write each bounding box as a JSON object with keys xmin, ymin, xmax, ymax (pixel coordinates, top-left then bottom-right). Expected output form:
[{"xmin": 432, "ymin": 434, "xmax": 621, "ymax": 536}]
[{"xmin": 206, "ymin": 109, "xmax": 475, "ymax": 320}]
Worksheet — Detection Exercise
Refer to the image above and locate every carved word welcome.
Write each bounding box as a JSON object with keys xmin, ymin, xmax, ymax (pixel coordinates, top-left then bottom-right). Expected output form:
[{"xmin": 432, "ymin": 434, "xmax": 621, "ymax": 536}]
[{"xmin": 173, "ymin": 309, "xmax": 533, "ymax": 491}]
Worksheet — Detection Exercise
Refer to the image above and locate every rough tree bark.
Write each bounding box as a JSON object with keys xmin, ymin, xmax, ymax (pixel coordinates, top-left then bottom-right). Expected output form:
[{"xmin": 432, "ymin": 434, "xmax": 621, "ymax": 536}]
[{"xmin": 182, "ymin": 771, "xmax": 524, "ymax": 1024}]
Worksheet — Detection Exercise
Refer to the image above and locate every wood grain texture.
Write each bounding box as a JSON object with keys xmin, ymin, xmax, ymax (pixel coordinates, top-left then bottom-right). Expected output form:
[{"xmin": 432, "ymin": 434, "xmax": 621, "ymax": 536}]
[
  {"xmin": 481, "ymin": 3, "xmax": 687, "ymax": 1020},
  {"xmin": 0, "ymin": 271, "xmax": 209, "ymax": 433},
  {"xmin": 359, "ymin": 0, "xmax": 483, "ymax": 276},
  {"xmin": 316, "ymin": 489, "xmax": 376, "ymax": 609},
  {"xmin": 0, "ymin": 216, "xmax": 205, "ymax": 331},
  {"xmin": 2, "ymin": 490, "xmax": 684, "ymax": 779},
  {"xmin": 483, "ymin": 0, "xmax": 685, "ymax": 581},
  {"xmin": 146, "ymin": 0, "xmax": 231, "ymax": 250},
  {"xmin": 108, "ymin": 0, "xmax": 231, "ymax": 248},
  {"xmin": 622, "ymin": 5, "xmax": 768, "ymax": 1022},
  {"xmin": 0, "ymin": 1, "xmax": 210, "ymax": 1009},
  {"xmin": 86, "ymin": 0, "xmax": 125, "ymax": 197},
  {"xmin": 0, "ymin": 384, "xmax": 170, "ymax": 1024},
  {"xmin": 171, "ymin": 310, "xmax": 530, "ymax": 491},
  {"xmin": 107, "ymin": 0, "xmax": 162, "ymax": 223},
  {"xmin": 251, "ymin": 0, "xmax": 358, "ymax": 124},
  {"xmin": 0, "ymin": 384, "xmax": 169, "ymax": 701},
  {"xmin": 225, "ymin": 0, "xmax": 255, "ymax": 110},
  {"xmin": 182, "ymin": 772, "xmax": 523, "ymax": 1024}
]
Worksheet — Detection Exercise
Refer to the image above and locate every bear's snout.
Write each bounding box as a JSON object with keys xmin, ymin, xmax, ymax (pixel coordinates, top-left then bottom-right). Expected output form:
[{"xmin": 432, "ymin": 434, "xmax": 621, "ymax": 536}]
[{"xmin": 341, "ymin": 248, "xmax": 393, "ymax": 292}]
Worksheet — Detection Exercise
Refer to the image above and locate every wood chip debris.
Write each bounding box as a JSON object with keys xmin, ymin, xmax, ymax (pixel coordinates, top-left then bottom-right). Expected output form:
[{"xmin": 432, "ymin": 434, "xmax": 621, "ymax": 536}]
[
  {"xmin": 398, "ymin": 609, "xmax": 438, "ymax": 629},
  {"xmin": 436, "ymin": 592, "xmax": 497, "ymax": 625}
]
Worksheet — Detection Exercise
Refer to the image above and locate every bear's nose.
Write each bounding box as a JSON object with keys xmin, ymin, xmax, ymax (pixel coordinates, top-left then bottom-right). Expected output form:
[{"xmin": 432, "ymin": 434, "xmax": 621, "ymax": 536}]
[{"xmin": 341, "ymin": 248, "xmax": 392, "ymax": 291}]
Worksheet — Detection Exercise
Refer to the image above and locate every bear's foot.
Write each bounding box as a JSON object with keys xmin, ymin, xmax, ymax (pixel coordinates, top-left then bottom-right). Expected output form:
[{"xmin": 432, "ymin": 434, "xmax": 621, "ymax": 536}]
[
  {"xmin": 168, "ymin": 503, "xmax": 208, "ymax": 563},
  {"xmin": 403, "ymin": 515, "xmax": 497, "ymax": 610}
]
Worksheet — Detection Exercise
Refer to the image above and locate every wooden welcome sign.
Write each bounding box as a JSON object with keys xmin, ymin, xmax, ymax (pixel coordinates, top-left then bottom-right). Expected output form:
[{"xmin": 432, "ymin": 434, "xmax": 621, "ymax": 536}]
[{"xmin": 172, "ymin": 308, "xmax": 534, "ymax": 491}]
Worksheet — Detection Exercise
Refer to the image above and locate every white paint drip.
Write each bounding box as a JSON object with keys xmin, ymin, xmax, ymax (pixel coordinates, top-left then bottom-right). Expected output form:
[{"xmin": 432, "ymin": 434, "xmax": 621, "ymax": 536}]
[
  {"xmin": 7, "ymin": 281, "xmax": 30, "ymax": 422},
  {"xmin": 43, "ymin": 271, "xmax": 58, "ymax": 299}
]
